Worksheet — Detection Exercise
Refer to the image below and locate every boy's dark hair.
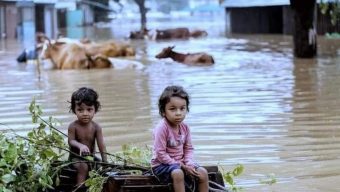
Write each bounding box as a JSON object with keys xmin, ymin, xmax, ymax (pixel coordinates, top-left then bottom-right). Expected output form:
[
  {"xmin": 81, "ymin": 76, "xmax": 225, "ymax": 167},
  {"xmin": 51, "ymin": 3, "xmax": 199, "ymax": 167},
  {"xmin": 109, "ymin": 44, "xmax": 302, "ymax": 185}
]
[
  {"xmin": 69, "ymin": 87, "xmax": 101, "ymax": 114},
  {"xmin": 158, "ymin": 85, "xmax": 190, "ymax": 117}
]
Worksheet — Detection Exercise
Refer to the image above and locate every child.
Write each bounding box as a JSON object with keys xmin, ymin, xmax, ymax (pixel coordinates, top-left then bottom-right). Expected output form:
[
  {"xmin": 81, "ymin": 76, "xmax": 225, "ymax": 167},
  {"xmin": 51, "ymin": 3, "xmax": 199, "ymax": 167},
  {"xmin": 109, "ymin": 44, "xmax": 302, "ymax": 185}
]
[
  {"xmin": 67, "ymin": 87, "xmax": 108, "ymax": 186},
  {"xmin": 151, "ymin": 85, "xmax": 209, "ymax": 192}
]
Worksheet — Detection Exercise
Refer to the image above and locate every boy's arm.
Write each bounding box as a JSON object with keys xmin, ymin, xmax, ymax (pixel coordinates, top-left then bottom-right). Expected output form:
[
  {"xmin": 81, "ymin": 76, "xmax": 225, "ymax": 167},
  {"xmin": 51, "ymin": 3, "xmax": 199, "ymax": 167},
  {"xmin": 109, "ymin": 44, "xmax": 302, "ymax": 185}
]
[
  {"xmin": 68, "ymin": 124, "xmax": 90, "ymax": 155},
  {"xmin": 96, "ymin": 126, "xmax": 108, "ymax": 162}
]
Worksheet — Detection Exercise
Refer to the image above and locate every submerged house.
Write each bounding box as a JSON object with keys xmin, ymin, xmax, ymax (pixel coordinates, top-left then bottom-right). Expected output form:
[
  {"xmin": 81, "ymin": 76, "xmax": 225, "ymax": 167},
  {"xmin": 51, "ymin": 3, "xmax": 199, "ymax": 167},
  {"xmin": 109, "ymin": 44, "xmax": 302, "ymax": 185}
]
[
  {"xmin": 0, "ymin": 0, "xmax": 58, "ymax": 40},
  {"xmin": 222, "ymin": 0, "xmax": 340, "ymax": 35},
  {"xmin": 56, "ymin": 0, "xmax": 115, "ymax": 29}
]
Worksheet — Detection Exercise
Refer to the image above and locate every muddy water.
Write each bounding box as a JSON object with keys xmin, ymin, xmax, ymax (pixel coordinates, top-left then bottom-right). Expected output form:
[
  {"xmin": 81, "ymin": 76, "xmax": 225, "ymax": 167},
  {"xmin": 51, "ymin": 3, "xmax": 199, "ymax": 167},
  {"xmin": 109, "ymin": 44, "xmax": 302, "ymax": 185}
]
[{"xmin": 1, "ymin": 18, "xmax": 340, "ymax": 191}]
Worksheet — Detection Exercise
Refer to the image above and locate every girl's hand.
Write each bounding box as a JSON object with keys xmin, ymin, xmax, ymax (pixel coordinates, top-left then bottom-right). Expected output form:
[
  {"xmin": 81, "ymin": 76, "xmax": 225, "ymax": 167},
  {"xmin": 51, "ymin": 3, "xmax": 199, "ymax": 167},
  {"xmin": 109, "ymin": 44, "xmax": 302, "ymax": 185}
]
[
  {"xmin": 79, "ymin": 144, "xmax": 90, "ymax": 156},
  {"xmin": 183, "ymin": 165, "xmax": 200, "ymax": 177}
]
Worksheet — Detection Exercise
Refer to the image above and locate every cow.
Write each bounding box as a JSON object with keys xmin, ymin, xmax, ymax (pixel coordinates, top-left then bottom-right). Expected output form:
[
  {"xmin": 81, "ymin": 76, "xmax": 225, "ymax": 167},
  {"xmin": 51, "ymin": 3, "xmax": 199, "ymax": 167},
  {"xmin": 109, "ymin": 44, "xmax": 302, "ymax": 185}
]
[
  {"xmin": 190, "ymin": 30, "xmax": 208, "ymax": 38},
  {"xmin": 90, "ymin": 54, "xmax": 112, "ymax": 69},
  {"xmin": 129, "ymin": 28, "xmax": 150, "ymax": 40},
  {"xmin": 40, "ymin": 41, "xmax": 90, "ymax": 69},
  {"xmin": 155, "ymin": 46, "xmax": 214, "ymax": 65},
  {"xmin": 84, "ymin": 41, "xmax": 136, "ymax": 58},
  {"xmin": 153, "ymin": 27, "xmax": 190, "ymax": 40},
  {"xmin": 40, "ymin": 38, "xmax": 112, "ymax": 70}
]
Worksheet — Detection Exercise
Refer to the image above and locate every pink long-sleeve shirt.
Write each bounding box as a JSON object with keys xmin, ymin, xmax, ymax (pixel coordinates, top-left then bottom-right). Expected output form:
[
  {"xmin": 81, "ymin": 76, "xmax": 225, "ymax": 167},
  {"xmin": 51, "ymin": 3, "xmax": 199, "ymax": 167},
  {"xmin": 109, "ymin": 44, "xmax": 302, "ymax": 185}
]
[{"xmin": 151, "ymin": 119, "xmax": 195, "ymax": 167}]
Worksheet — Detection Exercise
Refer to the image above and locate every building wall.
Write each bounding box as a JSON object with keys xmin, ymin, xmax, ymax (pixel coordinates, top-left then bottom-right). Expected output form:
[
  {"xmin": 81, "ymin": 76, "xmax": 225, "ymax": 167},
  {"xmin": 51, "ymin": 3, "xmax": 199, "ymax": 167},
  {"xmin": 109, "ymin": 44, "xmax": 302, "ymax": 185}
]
[
  {"xmin": 5, "ymin": 4, "xmax": 18, "ymax": 39},
  {"xmin": 317, "ymin": 5, "xmax": 340, "ymax": 34},
  {"xmin": 282, "ymin": 6, "xmax": 293, "ymax": 34},
  {"xmin": 229, "ymin": 6, "xmax": 283, "ymax": 34},
  {"xmin": 79, "ymin": 4, "xmax": 94, "ymax": 25},
  {"xmin": 0, "ymin": 6, "xmax": 5, "ymax": 38},
  {"xmin": 35, "ymin": 4, "xmax": 45, "ymax": 33},
  {"xmin": 0, "ymin": 2, "xmax": 17, "ymax": 39},
  {"xmin": 225, "ymin": 4, "xmax": 339, "ymax": 35}
]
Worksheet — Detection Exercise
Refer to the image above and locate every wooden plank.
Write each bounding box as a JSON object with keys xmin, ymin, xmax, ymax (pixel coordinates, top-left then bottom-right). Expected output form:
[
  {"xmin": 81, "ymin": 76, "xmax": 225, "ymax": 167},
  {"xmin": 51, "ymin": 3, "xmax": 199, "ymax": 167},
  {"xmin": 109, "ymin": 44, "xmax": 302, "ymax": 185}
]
[{"xmin": 52, "ymin": 164, "xmax": 225, "ymax": 192}]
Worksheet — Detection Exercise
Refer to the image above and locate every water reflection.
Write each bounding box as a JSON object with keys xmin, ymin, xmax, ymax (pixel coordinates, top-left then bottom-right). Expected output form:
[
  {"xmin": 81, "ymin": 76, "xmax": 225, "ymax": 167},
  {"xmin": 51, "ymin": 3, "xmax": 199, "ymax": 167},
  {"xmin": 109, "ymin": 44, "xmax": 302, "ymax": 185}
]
[{"xmin": 0, "ymin": 20, "xmax": 340, "ymax": 191}]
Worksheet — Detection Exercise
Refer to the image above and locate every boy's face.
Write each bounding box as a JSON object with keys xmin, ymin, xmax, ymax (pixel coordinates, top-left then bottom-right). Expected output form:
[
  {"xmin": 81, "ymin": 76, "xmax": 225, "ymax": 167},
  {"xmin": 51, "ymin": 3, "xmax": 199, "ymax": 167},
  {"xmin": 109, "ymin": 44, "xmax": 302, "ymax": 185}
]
[{"xmin": 75, "ymin": 103, "xmax": 96, "ymax": 124}]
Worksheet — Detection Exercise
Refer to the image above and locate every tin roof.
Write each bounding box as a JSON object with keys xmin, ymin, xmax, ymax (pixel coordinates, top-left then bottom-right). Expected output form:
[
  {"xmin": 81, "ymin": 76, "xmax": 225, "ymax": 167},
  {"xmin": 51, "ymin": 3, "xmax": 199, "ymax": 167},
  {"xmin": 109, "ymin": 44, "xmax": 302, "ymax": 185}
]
[
  {"xmin": 221, "ymin": 0, "xmax": 335, "ymax": 8},
  {"xmin": 34, "ymin": 0, "xmax": 58, "ymax": 3},
  {"xmin": 221, "ymin": 0, "xmax": 289, "ymax": 7},
  {"xmin": 2, "ymin": 0, "xmax": 57, "ymax": 4}
]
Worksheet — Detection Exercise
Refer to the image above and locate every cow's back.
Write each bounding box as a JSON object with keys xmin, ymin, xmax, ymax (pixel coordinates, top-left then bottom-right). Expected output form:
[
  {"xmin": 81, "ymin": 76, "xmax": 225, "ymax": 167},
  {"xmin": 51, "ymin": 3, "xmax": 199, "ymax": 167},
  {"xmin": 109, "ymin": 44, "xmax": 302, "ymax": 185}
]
[
  {"xmin": 156, "ymin": 28, "xmax": 190, "ymax": 39},
  {"xmin": 183, "ymin": 53, "xmax": 214, "ymax": 65},
  {"xmin": 59, "ymin": 43, "xmax": 89, "ymax": 69}
]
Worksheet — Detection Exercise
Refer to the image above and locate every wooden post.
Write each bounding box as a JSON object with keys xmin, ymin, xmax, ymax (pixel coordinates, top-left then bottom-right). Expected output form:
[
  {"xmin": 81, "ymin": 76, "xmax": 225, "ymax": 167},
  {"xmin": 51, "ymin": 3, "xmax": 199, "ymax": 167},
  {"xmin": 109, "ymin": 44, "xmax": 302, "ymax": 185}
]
[{"xmin": 290, "ymin": 0, "xmax": 317, "ymax": 58}]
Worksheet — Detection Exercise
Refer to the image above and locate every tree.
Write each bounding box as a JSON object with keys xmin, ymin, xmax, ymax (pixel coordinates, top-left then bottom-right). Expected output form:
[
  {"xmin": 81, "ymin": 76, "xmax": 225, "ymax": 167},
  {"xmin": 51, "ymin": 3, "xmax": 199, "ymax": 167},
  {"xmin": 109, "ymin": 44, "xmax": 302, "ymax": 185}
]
[
  {"xmin": 133, "ymin": 0, "xmax": 149, "ymax": 31},
  {"xmin": 290, "ymin": 0, "xmax": 317, "ymax": 58}
]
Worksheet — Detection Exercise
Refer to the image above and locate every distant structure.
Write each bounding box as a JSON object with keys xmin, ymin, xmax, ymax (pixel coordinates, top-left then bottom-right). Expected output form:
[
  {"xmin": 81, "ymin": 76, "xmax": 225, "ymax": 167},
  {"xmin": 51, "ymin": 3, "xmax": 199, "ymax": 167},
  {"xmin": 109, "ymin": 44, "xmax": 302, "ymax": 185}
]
[
  {"xmin": 0, "ymin": 0, "xmax": 58, "ymax": 40},
  {"xmin": 221, "ymin": 0, "xmax": 340, "ymax": 35},
  {"xmin": 0, "ymin": 0, "xmax": 118, "ymax": 40}
]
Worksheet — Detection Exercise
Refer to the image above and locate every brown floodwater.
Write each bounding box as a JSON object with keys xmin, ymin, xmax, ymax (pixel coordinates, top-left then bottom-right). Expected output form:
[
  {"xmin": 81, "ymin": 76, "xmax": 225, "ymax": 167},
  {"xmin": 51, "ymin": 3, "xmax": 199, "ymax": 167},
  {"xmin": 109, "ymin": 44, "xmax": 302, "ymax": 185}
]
[{"xmin": 1, "ymin": 17, "xmax": 340, "ymax": 191}]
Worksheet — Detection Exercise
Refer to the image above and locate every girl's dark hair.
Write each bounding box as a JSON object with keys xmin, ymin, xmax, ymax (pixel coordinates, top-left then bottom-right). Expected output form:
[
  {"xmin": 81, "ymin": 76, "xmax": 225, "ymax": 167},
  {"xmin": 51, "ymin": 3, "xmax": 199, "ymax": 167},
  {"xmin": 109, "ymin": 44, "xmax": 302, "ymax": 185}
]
[
  {"xmin": 158, "ymin": 85, "xmax": 190, "ymax": 116},
  {"xmin": 69, "ymin": 87, "xmax": 101, "ymax": 114}
]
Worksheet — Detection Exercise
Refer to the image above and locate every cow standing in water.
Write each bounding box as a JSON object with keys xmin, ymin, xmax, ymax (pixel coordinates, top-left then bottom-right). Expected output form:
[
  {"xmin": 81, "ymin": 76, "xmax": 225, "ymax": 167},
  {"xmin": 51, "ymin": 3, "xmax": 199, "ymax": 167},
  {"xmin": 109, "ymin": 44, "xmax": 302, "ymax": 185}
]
[
  {"xmin": 190, "ymin": 30, "xmax": 208, "ymax": 38},
  {"xmin": 129, "ymin": 28, "xmax": 150, "ymax": 39},
  {"xmin": 153, "ymin": 28, "xmax": 190, "ymax": 40},
  {"xmin": 155, "ymin": 46, "xmax": 214, "ymax": 65}
]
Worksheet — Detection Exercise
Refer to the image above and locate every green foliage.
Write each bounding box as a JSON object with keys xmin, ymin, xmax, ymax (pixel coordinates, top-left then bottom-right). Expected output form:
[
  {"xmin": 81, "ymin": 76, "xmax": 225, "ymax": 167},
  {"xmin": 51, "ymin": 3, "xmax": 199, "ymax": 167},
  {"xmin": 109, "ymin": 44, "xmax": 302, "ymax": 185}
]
[
  {"xmin": 85, "ymin": 170, "xmax": 108, "ymax": 192},
  {"xmin": 320, "ymin": 0, "xmax": 340, "ymax": 25},
  {"xmin": 220, "ymin": 164, "xmax": 244, "ymax": 192},
  {"xmin": 325, "ymin": 32, "xmax": 340, "ymax": 38},
  {"xmin": 0, "ymin": 99, "xmax": 67, "ymax": 191},
  {"xmin": 114, "ymin": 144, "xmax": 152, "ymax": 167}
]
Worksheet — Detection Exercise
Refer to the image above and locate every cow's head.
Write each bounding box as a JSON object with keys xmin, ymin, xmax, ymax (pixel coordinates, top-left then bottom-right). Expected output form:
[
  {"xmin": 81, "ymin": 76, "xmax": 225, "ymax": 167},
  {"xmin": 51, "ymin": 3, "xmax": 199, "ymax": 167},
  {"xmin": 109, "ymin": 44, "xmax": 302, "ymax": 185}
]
[
  {"xmin": 129, "ymin": 29, "xmax": 150, "ymax": 39},
  {"xmin": 121, "ymin": 45, "xmax": 136, "ymax": 56},
  {"xmin": 40, "ymin": 37, "xmax": 66, "ymax": 60},
  {"xmin": 155, "ymin": 46, "xmax": 175, "ymax": 59}
]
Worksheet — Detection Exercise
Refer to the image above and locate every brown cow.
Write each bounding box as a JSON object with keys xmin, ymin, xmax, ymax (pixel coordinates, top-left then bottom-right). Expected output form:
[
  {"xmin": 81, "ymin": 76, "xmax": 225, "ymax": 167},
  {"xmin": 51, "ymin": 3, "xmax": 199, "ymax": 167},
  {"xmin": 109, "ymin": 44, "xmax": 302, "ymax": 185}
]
[
  {"xmin": 155, "ymin": 46, "xmax": 214, "ymax": 65},
  {"xmin": 190, "ymin": 30, "xmax": 208, "ymax": 38},
  {"xmin": 84, "ymin": 41, "xmax": 135, "ymax": 58},
  {"xmin": 129, "ymin": 28, "xmax": 150, "ymax": 39},
  {"xmin": 153, "ymin": 27, "xmax": 190, "ymax": 40},
  {"xmin": 40, "ymin": 39, "xmax": 112, "ymax": 69},
  {"xmin": 40, "ymin": 41, "xmax": 90, "ymax": 69},
  {"xmin": 90, "ymin": 54, "xmax": 112, "ymax": 69}
]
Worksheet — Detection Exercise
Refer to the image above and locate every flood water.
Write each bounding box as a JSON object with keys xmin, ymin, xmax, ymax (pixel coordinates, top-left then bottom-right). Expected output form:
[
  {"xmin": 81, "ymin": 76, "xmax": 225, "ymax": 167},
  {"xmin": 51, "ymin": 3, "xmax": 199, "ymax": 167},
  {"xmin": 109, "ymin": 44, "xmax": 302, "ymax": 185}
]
[{"xmin": 1, "ymin": 16, "xmax": 340, "ymax": 191}]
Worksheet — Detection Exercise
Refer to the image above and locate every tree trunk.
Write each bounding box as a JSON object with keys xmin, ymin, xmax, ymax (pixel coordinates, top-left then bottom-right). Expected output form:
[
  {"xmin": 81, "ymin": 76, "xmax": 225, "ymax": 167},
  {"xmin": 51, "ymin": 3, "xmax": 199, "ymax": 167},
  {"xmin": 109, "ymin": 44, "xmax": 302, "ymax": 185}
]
[
  {"xmin": 134, "ymin": 0, "xmax": 148, "ymax": 31},
  {"xmin": 290, "ymin": 0, "xmax": 317, "ymax": 58}
]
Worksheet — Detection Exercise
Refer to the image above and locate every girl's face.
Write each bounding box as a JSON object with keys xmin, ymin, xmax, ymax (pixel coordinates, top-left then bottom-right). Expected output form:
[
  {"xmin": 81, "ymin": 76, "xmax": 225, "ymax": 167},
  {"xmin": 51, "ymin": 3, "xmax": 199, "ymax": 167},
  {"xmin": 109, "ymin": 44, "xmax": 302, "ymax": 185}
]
[
  {"xmin": 163, "ymin": 96, "xmax": 187, "ymax": 128},
  {"xmin": 75, "ymin": 103, "xmax": 96, "ymax": 124}
]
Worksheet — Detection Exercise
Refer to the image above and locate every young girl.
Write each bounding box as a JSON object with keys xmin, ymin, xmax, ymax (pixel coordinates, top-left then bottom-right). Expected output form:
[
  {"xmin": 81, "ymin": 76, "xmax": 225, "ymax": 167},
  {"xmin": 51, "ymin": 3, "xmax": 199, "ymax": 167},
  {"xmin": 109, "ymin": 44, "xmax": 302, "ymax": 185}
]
[
  {"xmin": 67, "ymin": 87, "xmax": 108, "ymax": 187},
  {"xmin": 151, "ymin": 85, "xmax": 209, "ymax": 192}
]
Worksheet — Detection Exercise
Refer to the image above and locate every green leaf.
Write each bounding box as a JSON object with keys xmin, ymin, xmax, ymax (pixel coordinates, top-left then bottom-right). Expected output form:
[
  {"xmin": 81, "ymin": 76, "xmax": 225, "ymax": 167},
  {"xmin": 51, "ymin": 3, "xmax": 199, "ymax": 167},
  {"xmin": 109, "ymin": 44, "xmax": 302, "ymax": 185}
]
[
  {"xmin": 43, "ymin": 149, "xmax": 56, "ymax": 159},
  {"xmin": 225, "ymin": 173, "xmax": 234, "ymax": 185},
  {"xmin": 232, "ymin": 164, "xmax": 244, "ymax": 176},
  {"xmin": 4, "ymin": 143, "xmax": 17, "ymax": 163},
  {"xmin": 85, "ymin": 156, "xmax": 94, "ymax": 161},
  {"xmin": 1, "ymin": 173, "xmax": 16, "ymax": 184}
]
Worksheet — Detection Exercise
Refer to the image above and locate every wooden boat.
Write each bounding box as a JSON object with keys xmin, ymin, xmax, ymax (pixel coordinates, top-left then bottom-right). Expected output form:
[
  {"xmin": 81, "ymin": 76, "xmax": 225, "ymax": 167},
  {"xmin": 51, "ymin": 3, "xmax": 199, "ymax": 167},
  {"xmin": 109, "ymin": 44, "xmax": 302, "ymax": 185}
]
[{"xmin": 50, "ymin": 163, "xmax": 226, "ymax": 192}]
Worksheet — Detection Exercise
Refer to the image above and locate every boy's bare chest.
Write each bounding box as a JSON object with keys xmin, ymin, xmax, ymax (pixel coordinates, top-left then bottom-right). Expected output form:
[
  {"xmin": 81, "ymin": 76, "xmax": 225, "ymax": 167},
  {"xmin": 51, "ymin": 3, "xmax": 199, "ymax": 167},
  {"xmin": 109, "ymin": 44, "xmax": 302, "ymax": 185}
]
[{"xmin": 75, "ymin": 126, "xmax": 96, "ymax": 142}]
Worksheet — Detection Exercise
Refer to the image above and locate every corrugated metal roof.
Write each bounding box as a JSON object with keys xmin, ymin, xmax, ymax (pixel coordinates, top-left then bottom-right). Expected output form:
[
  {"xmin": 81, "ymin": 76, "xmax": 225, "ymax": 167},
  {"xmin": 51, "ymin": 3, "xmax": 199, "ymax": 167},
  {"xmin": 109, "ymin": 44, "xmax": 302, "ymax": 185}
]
[
  {"xmin": 222, "ymin": 0, "xmax": 335, "ymax": 8},
  {"xmin": 34, "ymin": 0, "xmax": 57, "ymax": 3},
  {"xmin": 221, "ymin": 0, "xmax": 289, "ymax": 8},
  {"xmin": 1, "ymin": 0, "xmax": 57, "ymax": 4},
  {"xmin": 1, "ymin": 0, "xmax": 19, "ymax": 2}
]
